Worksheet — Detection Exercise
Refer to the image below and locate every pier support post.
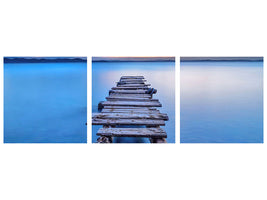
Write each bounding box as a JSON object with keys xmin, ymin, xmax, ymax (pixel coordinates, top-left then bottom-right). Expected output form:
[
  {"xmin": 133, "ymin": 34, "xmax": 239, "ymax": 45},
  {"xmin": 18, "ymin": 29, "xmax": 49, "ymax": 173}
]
[
  {"xmin": 97, "ymin": 136, "xmax": 113, "ymax": 143},
  {"xmin": 149, "ymin": 138, "xmax": 167, "ymax": 143},
  {"xmin": 97, "ymin": 125, "xmax": 113, "ymax": 143},
  {"xmin": 146, "ymin": 125, "xmax": 167, "ymax": 143}
]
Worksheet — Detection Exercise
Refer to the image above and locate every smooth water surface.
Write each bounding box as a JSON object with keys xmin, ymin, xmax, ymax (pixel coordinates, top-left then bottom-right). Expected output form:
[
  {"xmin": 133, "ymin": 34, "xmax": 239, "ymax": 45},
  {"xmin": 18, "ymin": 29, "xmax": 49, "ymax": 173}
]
[
  {"xmin": 92, "ymin": 61, "xmax": 175, "ymax": 143},
  {"xmin": 180, "ymin": 61, "xmax": 263, "ymax": 143},
  {"xmin": 4, "ymin": 62, "xmax": 87, "ymax": 143}
]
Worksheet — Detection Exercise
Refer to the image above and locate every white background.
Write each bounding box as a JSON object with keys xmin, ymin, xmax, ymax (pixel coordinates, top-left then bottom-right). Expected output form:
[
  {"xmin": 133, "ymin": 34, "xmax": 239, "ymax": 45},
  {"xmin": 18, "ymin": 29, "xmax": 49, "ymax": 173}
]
[{"xmin": 0, "ymin": 0, "xmax": 266, "ymax": 199}]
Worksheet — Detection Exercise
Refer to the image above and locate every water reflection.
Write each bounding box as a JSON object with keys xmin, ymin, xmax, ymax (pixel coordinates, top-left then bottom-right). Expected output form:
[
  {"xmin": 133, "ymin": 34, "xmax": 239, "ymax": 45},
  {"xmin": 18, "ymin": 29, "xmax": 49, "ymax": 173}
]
[
  {"xmin": 4, "ymin": 63, "xmax": 87, "ymax": 143},
  {"xmin": 180, "ymin": 61, "xmax": 263, "ymax": 143}
]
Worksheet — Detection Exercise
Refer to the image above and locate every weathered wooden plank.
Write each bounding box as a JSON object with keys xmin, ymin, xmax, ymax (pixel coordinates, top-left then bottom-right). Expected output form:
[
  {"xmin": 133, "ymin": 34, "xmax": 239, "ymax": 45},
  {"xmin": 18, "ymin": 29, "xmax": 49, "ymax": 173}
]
[
  {"xmin": 106, "ymin": 97, "xmax": 158, "ymax": 101},
  {"xmin": 92, "ymin": 113, "xmax": 168, "ymax": 120},
  {"xmin": 118, "ymin": 80, "xmax": 146, "ymax": 84},
  {"xmin": 101, "ymin": 109, "xmax": 160, "ymax": 114},
  {"xmin": 117, "ymin": 83, "xmax": 145, "ymax": 86},
  {"xmin": 110, "ymin": 89, "xmax": 156, "ymax": 95},
  {"xmin": 116, "ymin": 84, "xmax": 151, "ymax": 87},
  {"xmin": 111, "ymin": 87, "xmax": 149, "ymax": 90},
  {"xmin": 120, "ymin": 79, "xmax": 146, "ymax": 84},
  {"xmin": 92, "ymin": 119, "xmax": 165, "ymax": 126},
  {"xmin": 102, "ymin": 106, "xmax": 157, "ymax": 109},
  {"xmin": 119, "ymin": 80, "xmax": 144, "ymax": 83},
  {"xmin": 102, "ymin": 101, "xmax": 162, "ymax": 107},
  {"xmin": 119, "ymin": 80, "xmax": 146, "ymax": 82},
  {"xmin": 119, "ymin": 80, "xmax": 145, "ymax": 83},
  {"xmin": 117, "ymin": 82, "xmax": 146, "ymax": 86},
  {"xmin": 110, "ymin": 90, "xmax": 147, "ymax": 94},
  {"xmin": 109, "ymin": 93, "xmax": 152, "ymax": 98},
  {"xmin": 97, "ymin": 128, "xmax": 167, "ymax": 138}
]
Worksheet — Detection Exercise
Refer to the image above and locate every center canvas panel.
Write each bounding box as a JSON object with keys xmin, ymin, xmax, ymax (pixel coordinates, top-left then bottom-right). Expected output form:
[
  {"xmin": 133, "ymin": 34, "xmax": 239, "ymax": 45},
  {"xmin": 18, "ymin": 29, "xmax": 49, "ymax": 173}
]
[{"xmin": 92, "ymin": 57, "xmax": 175, "ymax": 143}]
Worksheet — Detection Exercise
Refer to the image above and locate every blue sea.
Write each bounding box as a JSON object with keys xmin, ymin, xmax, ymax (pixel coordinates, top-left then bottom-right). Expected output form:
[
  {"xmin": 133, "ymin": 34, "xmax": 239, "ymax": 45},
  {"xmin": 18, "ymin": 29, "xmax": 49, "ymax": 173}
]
[
  {"xmin": 4, "ymin": 62, "xmax": 87, "ymax": 143},
  {"xmin": 92, "ymin": 61, "xmax": 175, "ymax": 143},
  {"xmin": 180, "ymin": 61, "xmax": 263, "ymax": 143}
]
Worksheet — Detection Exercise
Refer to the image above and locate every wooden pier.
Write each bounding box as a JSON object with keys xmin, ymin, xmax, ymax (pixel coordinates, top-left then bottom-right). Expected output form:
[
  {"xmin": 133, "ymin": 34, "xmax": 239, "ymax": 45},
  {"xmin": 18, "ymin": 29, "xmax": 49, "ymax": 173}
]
[{"xmin": 92, "ymin": 76, "xmax": 168, "ymax": 143}]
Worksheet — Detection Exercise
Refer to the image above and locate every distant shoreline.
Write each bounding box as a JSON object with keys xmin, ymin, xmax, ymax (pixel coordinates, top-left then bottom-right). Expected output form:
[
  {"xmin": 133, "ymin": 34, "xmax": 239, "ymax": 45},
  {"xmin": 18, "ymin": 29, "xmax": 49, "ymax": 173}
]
[
  {"xmin": 4, "ymin": 57, "xmax": 87, "ymax": 63},
  {"xmin": 180, "ymin": 57, "xmax": 263, "ymax": 62},
  {"xmin": 92, "ymin": 57, "xmax": 175, "ymax": 62}
]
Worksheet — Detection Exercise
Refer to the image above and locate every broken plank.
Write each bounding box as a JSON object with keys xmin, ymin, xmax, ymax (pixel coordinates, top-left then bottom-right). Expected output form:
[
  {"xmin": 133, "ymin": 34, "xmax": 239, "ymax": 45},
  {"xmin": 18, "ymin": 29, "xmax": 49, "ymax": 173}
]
[
  {"xmin": 92, "ymin": 119, "xmax": 165, "ymax": 126},
  {"xmin": 97, "ymin": 127, "xmax": 167, "ymax": 138},
  {"xmin": 92, "ymin": 113, "xmax": 168, "ymax": 120},
  {"xmin": 102, "ymin": 101, "xmax": 162, "ymax": 107}
]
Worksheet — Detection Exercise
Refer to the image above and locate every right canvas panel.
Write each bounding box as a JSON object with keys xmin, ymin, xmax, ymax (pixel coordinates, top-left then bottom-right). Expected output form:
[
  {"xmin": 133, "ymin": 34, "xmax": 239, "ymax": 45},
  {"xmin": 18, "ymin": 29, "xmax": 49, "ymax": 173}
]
[{"xmin": 180, "ymin": 57, "xmax": 263, "ymax": 143}]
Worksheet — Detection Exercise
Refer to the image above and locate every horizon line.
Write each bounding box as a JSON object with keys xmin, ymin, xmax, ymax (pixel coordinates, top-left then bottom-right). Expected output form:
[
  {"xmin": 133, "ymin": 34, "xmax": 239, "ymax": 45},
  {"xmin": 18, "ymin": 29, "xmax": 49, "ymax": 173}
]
[{"xmin": 180, "ymin": 57, "xmax": 263, "ymax": 62}]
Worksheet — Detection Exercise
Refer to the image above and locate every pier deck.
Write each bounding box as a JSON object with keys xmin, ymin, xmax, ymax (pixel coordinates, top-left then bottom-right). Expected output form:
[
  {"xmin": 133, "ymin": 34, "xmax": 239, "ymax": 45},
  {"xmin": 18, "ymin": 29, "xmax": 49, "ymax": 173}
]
[{"xmin": 92, "ymin": 76, "xmax": 168, "ymax": 143}]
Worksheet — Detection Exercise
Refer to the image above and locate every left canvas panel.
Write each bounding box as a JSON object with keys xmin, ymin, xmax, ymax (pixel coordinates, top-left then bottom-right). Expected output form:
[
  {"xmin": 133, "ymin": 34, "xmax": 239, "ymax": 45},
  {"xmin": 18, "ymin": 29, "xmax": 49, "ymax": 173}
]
[{"xmin": 3, "ymin": 57, "xmax": 87, "ymax": 143}]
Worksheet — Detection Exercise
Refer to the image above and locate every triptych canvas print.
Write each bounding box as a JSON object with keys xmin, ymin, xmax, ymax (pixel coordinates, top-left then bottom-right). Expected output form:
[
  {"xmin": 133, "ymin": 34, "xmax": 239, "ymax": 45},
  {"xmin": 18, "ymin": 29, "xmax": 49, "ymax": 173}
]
[{"xmin": 3, "ymin": 56, "xmax": 263, "ymax": 143}]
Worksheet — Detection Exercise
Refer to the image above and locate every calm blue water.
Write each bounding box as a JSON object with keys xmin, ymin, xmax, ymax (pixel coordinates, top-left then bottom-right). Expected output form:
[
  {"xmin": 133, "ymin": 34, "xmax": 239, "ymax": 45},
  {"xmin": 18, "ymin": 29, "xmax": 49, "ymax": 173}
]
[
  {"xmin": 4, "ymin": 62, "xmax": 87, "ymax": 143},
  {"xmin": 180, "ymin": 61, "xmax": 263, "ymax": 143},
  {"xmin": 92, "ymin": 61, "xmax": 175, "ymax": 143}
]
